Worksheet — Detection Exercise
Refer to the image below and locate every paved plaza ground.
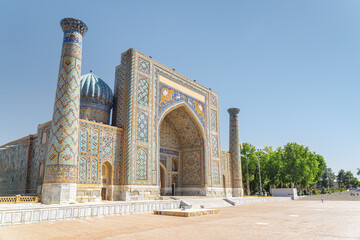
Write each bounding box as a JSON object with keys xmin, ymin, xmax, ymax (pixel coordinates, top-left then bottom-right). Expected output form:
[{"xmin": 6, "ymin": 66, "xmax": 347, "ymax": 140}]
[
  {"xmin": 299, "ymin": 190, "xmax": 360, "ymax": 201},
  {"xmin": 1, "ymin": 198, "xmax": 359, "ymax": 240}
]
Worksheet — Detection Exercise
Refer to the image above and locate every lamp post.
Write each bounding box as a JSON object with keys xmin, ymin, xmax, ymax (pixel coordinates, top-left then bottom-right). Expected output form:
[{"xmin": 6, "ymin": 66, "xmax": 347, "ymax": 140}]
[
  {"xmin": 256, "ymin": 150, "xmax": 263, "ymax": 196},
  {"xmin": 241, "ymin": 153, "xmax": 250, "ymax": 195}
]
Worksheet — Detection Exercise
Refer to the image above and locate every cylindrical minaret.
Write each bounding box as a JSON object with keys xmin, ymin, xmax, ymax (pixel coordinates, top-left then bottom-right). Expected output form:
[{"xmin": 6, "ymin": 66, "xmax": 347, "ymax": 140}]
[
  {"xmin": 42, "ymin": 18, "xmax": 88, "ymax": 204},
  {"xmin": 227, "ymin": 108, "xmax": 244, "ymax": 197}
]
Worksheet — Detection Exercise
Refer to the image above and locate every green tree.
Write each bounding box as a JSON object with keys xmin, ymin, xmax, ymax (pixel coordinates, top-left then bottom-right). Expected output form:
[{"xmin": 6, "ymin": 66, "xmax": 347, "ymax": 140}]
[
  {"xmin": 337, "ymin": 169, "xmax": 346, "ymax": 189},
  {"xmin": 314, "ymin": 154, "xmax": 326, "ymax": 183},
  {"xmin": 319, "ymin": 168, "xmax": 335, "ymax": 189},
  {"xmin": 344, "ymin": 171, "xmax": 354, "ymax": 188},
  {"xmin": 240, "ymin": 143, "xmax": 256, "ymax": 194},
  {"xmin": 357, "ymin": 168, "xmax": 360, "ymax": 176},
  {"xmin": 264, "ymin": 147, "xmax": 283, "ymax": 189}
]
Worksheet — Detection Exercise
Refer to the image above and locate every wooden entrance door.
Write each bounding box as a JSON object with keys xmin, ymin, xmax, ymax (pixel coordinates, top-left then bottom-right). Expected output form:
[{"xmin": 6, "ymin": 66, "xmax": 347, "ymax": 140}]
[{"xmin": 101, "ymin": 187, "xmax": 106, "ymax": 200}]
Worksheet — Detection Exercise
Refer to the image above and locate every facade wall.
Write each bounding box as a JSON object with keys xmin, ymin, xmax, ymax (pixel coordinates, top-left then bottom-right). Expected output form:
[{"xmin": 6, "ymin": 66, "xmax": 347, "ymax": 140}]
[
  {"xmin": 220, "ymin": 152, "xmax": 232, "ymax": 189},
  {"xmin": 77, "ymin": 119, "xmax": 122, "ymax": 201},
  {"xmin": 0, "ymin": 137, "xmax": 31, "ymax": 195},
  {"xmin": 0, "ymin": 120, "xmax": 122, "ymax": 201},
  {"xmin": 112, "ymin": 48, "xmax": 225, "ymax": 199},
  {"xmin": 27, "ymin": 123, "xmax": 51, "ymax": 194}
]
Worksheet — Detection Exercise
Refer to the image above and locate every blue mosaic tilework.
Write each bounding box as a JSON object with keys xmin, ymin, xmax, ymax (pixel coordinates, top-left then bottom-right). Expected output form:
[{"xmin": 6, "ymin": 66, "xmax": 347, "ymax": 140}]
[
  {"xmin": 228, "ymin": 108, "xmax": 242, "ymax": 188},
  {"xmin": 90, "ymin": 158, "xmax": 99, "ymax": 182},
  {"xmin": 136, "ymin": 148, "xmax": 147, "ymax": 180},
  {"xmin": 211, "ymin": 94, "xmax": 217, "ymax": 107},
  {"xmin": 137, "ymin": 111, "xmax": 148, "ymax": 142},
  {"xmin": 79, "ymin": 128, "xmax": 88, "ymax": 153},
  {"xmin": 182, "ymin": 150, "xmax": 201, "ymax": 185},
  {"xmin": 137, "ymin": 76, "xmax": 149, "ymax": 106},
  {"xmin": 211, "ymin": 110, "xmax": 217, "ymax": 132},
  {"xmin": 138, "ymin": 57, "xmax": 150, "ymax": 74},
  {"xmin": 44, "ymin": 18, "xmax": 87, "ymax": 184},
  {"xmin": 101, "ymin": 132, "xmax": 114, "ymax": 156},
  {"xmin": 158, "ymin": 81, "xmax": 206, "ymax": 129},
  {"xmin": 91, "ymin": 128, "xmax": 99, "ymax": 154},
  {"xmin": 212, "ymin": 135, "xmax": 219, "ymax": 158},
  {"xmin": 160, "ymin": 148, "xmax": 179, "ymax": 156},
  {"xmin": 78, "ymin": 157, "xmax": 87, "ymax": 182},
  {"xmin": 213, "ymin": 161, "xmax": 220, "ymax": 184}
]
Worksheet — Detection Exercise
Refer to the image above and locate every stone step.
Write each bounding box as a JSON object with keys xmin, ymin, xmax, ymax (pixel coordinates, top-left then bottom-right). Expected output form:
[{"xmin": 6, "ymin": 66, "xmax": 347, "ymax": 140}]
[{"xmin": 177, "ymin": 198, "xmax": 233, "ymax": 209}]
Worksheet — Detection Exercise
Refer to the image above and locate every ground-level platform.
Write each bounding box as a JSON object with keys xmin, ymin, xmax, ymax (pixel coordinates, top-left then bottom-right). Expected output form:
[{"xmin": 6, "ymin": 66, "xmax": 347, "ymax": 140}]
[
  {"xmin": 154, "ymin": 208, "xmax": 219, "ymax": 217},
  {"xmin": 0, "ymin": 196, "xmax": 290, "ymax": 225}
]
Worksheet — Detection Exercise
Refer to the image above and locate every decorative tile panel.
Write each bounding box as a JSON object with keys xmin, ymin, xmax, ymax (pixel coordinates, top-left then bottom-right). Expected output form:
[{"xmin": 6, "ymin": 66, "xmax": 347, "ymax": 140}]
[
  {"xmin": 91, "ymin": 128, "xmax": 99, "ymax": 154},
  {"xmin": 211, "ymin": 110, "xmax": 217, "ymax": 132},
  {"xmin": 78, "ymin": 157, "xmax": 87, "ymax": 182},
  {"xmin": 211, "ymin": 94, "xmax": 217, "ymax": 107},
  {"xmin": 137, "ymin": 111, "xmax": 148, "ymax": 142},
  {"xmin": 79, "ymin": 128, "xmax": 88, "ymax": 153},
  {"xmin": 44, "ymin": 24, "xmax": 86, "ymax": 184},
  {"xmin": 158, "ymin": 81, "xmax": 206, "ymax": 128},
  {"xmin": 212, "ymin": 135, "xmax": 219, "ymax": 158},
  {"xmin": 90, "ymin": 158, "xmax": 98, "ymax": 182},
  {"xmin": 138, "ymin": 57, "xmax": 150, "ymax": 74},
  {"xmin": 136, "ymin": 148, "xmax": 147, "ymax": 180},
  {"xmin": 101, "ymin": 132, "xmax": 113, "ymax": 156},
  {"xmin": 213, "ymin": 161, "xmax": 220, "ymax": 184},
  {"xmin": 137, "ymin": 77, "xmax": 149, "ymax": 106},
  {"xmin": 182, "ymin": 150, "xmax": 201, "ymax": 185}
]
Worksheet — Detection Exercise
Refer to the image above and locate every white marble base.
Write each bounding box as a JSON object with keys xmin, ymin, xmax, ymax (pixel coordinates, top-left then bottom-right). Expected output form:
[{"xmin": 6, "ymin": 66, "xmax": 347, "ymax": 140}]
[
  {"xmin": 0, "ymin": 200, "xmax": 180, "ymax": 226},
  {"xmin": 41, "ymin": 183, "xmax": 77, "ymax": 204}
]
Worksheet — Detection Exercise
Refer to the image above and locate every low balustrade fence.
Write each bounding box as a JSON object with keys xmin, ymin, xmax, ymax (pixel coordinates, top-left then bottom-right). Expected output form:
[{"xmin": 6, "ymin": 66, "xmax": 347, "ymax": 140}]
[{"xmin": 0, "ymin": 195, "xmax": 41, "ymax": 204}]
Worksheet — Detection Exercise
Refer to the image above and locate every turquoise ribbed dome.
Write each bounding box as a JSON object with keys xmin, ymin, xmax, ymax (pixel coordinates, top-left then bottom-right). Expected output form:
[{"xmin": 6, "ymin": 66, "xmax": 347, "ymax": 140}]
[{"xmin": 80, "ymin": 71, "xmax": 113, "ymax": 107}]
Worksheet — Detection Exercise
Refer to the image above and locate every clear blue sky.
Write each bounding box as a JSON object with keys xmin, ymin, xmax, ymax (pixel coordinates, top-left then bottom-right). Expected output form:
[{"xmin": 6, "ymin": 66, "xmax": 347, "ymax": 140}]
[{"xmin": 0, "ymin": 1, "xmax": 359, "ymax": 177}]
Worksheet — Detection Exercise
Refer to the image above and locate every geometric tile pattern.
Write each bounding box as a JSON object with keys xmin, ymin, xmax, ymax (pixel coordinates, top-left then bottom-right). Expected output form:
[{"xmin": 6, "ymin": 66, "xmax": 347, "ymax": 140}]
[
  {"xmin": 101, "ymin": 132, "xmax": 113, "ymax": 156},
  {"xmin": 124, "ymin": 50, "xmax": 135, "ymax": 185},
  {"xmin": 90, "ymin": 158, "xmax": 98, "ymax": 182},
  {"xmin": 91, "ymin": 128, "xmax": 99, "ymax": 154},
  {"xmin": 213, "ymin": 161, "xmax": 220, "ymax": 184},
  {"xmin": 211, "ymin": 110, "xmax": 217, "ymax": 132},
  {"xmin": 137, "ymin": 77, "xmax": 149, "ymax": 106},
  {"xmin": 79, "ymin": 128, "xmax": 88, "ymax": 153},
  {"xmin": 159, "ymin": 119, "xmax": 180, "ymax": 149},
  {"xmin": 220, "ymin": 152, "xmax": 232, "ymax": 187},
  {"xmin": 211, "ymin": 94, "xmax": 217, "ymax": 107},
  {"xmin": 138, "ymin": 57, "xmax": 150, "ymax": 74},
  {"xmin": 78, "ymin": 157, "xmax": 87, "ymax": 182},
  {"xmin": 212, "ymin": 135, "xmax": 219, "ymax": 158},
  {"xmin": 228, "ymin": 108, "xmax": 242, "ymax": 188},
  {"xmin": 112, "ymin": 57, "xmax": 126, "ymax": 128},
  {"xmin": 44, "ymin": 23, "xmax": 86, "ymax": 184},
  {"xmin": 136, "ymin": 111, "xmax": 148, "ymax": 142},
  {"xmin": 182, "ymin": 150, "xmax": 201, "ymax": 186},
  {"xmin": 136, "ymin": 148, "xmax": 147, "ymax": 180},
  {"xmin": 76, "ymin": 120, "xmax": 122, "ymax": 185},
  {"xmin": 162, "ymin": 107, "xmax": 203, "ymax": 148}
]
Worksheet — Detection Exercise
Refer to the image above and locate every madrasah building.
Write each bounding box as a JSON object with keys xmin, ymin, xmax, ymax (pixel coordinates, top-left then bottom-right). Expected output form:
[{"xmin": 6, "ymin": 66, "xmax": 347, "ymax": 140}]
[{"xmin": 0, "ymin": 18, "xmax": 243, "ymax": 204}]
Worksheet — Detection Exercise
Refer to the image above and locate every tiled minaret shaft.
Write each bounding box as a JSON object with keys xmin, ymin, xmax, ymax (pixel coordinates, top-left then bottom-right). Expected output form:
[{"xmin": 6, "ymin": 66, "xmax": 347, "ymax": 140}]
[
  {"xmin": 42, "ymin": 18, "xmax": 88, "ymax": 204},
  {"xmin": 227, "ymin": 108, "xmax": 244, "ymax": 197}
]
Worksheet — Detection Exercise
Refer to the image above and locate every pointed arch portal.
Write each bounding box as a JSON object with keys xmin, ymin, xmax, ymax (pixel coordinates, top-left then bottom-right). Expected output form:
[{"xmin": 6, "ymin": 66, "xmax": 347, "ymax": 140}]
[{"xmin": 159, "ymin": 105, "xmax": 205, "ymax": 196}]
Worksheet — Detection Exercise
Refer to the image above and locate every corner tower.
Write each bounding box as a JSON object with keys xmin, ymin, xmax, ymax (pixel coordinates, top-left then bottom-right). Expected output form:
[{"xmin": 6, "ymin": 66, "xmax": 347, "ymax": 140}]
[
  {"xmin": 228, "ymin": 108, "xmax": 244, "ymax": 197},
  {"xmin": 42, "ymin": 18, "xmax": 88, "ymax": 204}
]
